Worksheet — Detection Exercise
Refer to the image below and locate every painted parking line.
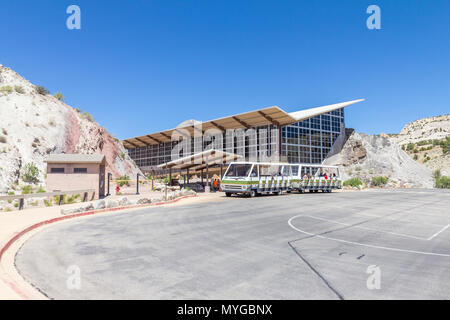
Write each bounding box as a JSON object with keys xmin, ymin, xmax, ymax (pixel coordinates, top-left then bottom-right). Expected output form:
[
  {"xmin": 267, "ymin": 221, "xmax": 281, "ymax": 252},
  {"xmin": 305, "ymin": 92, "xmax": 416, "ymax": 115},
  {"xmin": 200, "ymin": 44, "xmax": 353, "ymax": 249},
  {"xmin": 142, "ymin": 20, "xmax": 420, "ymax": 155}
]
[
  {"xmin": 288, "ymin": 214, "xmax": 450, "ymax": 258},
  {"xmin": 300, "ymin": 215, "xmax": 428, "ymax": 241},
  {"xmin": 427, "ymin": 224, "xmax": 450, "ymax": 240}
]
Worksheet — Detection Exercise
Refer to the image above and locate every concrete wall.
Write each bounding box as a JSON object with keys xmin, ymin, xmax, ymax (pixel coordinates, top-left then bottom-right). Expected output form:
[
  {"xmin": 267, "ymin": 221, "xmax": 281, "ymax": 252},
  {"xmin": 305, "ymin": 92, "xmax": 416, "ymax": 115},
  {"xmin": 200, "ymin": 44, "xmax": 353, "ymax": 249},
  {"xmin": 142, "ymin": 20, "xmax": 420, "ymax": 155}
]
[{"xmin": 46, "ymin": 163, "xmax": 102, "ymax": 199}]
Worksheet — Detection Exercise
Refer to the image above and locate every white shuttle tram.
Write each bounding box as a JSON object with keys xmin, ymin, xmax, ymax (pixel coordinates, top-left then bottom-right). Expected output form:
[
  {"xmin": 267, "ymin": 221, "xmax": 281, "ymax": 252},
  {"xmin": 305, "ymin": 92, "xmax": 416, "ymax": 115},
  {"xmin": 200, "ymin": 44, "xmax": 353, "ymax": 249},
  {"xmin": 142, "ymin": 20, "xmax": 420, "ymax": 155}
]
[{"xmin": 220, "ymin": 162, "xmax": 342, "ymax": 197}]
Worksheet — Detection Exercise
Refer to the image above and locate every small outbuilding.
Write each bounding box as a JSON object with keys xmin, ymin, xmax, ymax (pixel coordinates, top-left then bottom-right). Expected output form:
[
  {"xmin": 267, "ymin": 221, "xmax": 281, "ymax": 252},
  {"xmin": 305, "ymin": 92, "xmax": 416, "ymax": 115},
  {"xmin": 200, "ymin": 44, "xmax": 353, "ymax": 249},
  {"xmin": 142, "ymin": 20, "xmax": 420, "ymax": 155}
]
[{"xmin": 45, "ymin": 154, "xmax": 106, "ymax": 199}]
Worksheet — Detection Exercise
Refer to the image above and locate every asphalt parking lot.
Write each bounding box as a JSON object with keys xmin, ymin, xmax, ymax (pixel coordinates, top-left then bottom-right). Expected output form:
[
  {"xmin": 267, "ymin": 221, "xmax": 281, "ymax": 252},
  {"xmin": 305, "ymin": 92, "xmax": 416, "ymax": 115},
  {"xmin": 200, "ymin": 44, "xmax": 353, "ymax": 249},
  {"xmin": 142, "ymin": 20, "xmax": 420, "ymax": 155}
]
[{"xmin": 15, "ymin": 189, "xmax": 450, "ymax": 299}]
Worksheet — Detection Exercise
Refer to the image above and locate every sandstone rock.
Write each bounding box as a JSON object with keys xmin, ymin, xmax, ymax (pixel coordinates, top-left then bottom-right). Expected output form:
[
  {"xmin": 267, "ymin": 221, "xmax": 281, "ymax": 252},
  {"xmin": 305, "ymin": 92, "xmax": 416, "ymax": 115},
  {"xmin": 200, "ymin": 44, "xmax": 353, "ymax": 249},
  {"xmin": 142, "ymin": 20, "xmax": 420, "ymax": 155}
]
[
  {"xmin": 137, "ymin": 198, "xmax": 151, "ymax": 204},
  {"xmin": 118, "ymin": 197, "xmax": 131, "ymax": 206},
  {"xmin": 106, "ymin": 200, "xmax": 118, "ymax": 208},
  {"xmin": 94, "ymin": 200, "xmax": 105, "ymax": 209},
  {"xmin": 61, "ymin": 208, "xmax": 76, "ymax": 215},
  {"xmin": 80, "ymin": 203, "xmax": 94, "ymax": 211}
]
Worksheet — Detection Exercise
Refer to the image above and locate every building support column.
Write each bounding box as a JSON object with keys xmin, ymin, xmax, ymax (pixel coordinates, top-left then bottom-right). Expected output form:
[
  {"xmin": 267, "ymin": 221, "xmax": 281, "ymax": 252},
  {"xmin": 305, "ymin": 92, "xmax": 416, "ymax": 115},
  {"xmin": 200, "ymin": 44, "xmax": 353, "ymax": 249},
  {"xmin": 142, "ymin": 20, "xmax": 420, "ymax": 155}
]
[{"xmin": 205, "ymin": 155, "xmax": 210, "ymax": 192}]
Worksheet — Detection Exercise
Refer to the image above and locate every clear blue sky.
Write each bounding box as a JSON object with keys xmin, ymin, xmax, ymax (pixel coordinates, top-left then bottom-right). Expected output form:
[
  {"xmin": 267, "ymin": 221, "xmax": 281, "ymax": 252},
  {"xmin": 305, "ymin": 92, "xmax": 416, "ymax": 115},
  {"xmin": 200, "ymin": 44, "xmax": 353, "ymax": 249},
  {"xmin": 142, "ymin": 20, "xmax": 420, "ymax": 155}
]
[{"xmin": 1, "ymin": 0, "xmax": 449, "ymax": 138}]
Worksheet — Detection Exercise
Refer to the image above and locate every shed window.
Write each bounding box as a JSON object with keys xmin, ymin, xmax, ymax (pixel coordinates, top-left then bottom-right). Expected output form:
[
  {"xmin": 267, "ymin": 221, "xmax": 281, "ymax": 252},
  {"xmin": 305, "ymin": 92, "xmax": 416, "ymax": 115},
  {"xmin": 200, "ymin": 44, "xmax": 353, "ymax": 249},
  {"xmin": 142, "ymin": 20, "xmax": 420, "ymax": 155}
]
[
  {"xmin": 51, "ymin": 168, "xmax": 65, "ymax": 173},
  {"xmin": 74, "ymin": 168, "xmax": 88, "ymax": 173}
]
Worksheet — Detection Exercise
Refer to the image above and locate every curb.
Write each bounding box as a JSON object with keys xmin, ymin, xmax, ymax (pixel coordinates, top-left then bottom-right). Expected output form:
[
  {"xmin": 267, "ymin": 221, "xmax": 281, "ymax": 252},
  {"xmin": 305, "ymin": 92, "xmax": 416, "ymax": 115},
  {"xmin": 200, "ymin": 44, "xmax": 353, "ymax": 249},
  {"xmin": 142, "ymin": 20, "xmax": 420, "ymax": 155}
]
[{"xmin": 0, "ymin": 194, "xmax": 197, "ymax": 300}]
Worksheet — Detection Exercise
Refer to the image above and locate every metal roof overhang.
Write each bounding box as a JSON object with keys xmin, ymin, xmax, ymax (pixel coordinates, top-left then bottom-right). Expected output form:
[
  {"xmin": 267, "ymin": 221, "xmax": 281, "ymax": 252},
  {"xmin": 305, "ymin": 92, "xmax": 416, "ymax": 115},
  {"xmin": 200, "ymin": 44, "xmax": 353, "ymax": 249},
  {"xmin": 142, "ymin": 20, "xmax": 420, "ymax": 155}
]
[
  {"xmin": 122, "ymin": 99, "xmax": 364, "ymax": 149},
  {"xmin": 122, "ymin": 106, "xmax": 296, "ymax": 149},
  {"xmin": 157, "ymin": 149, "xmax": 242, "ymax": 171}
]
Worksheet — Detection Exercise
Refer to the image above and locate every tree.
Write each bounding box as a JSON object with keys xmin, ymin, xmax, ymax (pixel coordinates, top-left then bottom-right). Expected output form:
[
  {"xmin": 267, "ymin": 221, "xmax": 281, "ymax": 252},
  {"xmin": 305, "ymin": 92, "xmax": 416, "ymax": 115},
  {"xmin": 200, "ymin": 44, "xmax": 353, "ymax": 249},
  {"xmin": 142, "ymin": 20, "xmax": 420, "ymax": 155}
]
[
  {"xmin": 35, "ymin": 86, "xmax": 49, "ymax": 95},
  {"xmin": 53, "ymin": 92, "xmax": 65, "ymax": 101},
  {"xmin": 21, "ymin": 162, "xmax": 40, "ymax": 184}
]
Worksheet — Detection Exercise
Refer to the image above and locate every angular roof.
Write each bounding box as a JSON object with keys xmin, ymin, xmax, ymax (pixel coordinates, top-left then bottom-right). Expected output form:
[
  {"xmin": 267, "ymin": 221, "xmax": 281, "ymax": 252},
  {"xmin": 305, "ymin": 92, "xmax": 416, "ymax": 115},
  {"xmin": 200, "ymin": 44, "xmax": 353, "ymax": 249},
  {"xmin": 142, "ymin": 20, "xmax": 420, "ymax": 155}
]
[
  {"xmin": 45, "ymin": 154, "xmax": 106, "ymax": 164},
  {"xmin": 123, "ymin": 99, "xmax": 364, "ymax": 149}
]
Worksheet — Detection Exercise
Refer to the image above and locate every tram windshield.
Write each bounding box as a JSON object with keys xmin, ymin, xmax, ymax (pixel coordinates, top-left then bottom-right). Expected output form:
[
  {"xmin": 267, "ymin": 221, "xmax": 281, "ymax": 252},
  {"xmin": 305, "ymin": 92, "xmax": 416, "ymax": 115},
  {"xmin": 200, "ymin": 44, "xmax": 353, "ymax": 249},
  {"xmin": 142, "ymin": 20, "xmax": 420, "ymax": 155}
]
[{"xmin": 224, "ymin": 164, "xmax": 253, "ymax": 178}]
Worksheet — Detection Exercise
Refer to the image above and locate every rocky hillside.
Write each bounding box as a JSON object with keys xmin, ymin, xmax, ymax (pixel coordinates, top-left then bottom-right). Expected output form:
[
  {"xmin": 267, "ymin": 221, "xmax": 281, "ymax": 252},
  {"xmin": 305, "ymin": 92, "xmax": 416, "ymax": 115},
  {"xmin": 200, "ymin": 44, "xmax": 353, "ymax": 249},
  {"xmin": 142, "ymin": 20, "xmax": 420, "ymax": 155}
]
[
  {"xmin": 0, "ymin": 65, "xmax": 141, "ymax": 193},
  {"xmin": 389, "ymin": 115, "xmax": 450, "ymax": 176},
  {"xmin": 324, "ymin": 132, "xmax": 434, "ymax": 188}
]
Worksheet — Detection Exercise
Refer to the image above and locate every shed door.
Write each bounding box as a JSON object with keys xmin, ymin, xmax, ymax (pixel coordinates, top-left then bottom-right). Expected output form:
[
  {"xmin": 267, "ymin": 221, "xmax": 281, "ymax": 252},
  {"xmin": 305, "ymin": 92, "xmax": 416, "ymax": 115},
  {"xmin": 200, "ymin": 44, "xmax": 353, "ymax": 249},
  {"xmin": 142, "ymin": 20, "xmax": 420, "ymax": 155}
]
[{"xmin": 99, "ymin": 165, "xmax": 105, "ymax": 197}]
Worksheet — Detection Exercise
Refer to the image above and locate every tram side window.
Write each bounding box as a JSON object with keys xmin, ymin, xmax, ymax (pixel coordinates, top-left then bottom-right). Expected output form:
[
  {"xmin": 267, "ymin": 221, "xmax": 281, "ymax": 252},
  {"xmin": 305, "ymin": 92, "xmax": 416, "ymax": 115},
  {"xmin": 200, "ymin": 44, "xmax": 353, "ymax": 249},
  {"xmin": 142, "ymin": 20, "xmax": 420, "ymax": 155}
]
[
  {"xmin": 301, "ymin": 167, "xmax": 309, "ymax": 177},
  {"xmin": 282, "ymin": 166, "xmax": 292, "ymax": 176},
  {"xmin": 259, "ymin": 164, "xmax": 280, "ymax": 177},
  {"xmin": 291, "ymin": 165, "xmax": 299, "ymax": 176}
]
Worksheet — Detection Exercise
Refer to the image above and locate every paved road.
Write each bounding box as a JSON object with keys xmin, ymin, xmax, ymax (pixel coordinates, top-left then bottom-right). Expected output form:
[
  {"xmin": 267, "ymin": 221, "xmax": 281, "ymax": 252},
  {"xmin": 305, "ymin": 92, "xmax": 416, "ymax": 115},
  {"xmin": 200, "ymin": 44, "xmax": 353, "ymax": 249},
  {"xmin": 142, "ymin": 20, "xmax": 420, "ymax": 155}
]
[{"xmin": 16, "ymin": 189, "xmax": 450, "ymax": 299}]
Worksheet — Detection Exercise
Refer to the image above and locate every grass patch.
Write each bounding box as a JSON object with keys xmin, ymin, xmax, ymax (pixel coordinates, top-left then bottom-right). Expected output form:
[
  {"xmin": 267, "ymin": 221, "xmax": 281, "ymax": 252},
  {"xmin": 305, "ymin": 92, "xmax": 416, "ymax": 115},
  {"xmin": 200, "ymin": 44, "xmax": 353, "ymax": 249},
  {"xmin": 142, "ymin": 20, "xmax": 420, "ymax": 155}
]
[
  {"xmin": 14, "ymin": 85, "xmax": 25, "ymax": 94},
  {"xmin": 371, "ymin": 176, "xmax": 388, "ymax": 187},
  {"xmin": 0, "ymin": 86, "xmax": 13, "ymax": 95},
  {"xmin": 343, "ymin": 177, "xmax": 362, "ymax": 188}
]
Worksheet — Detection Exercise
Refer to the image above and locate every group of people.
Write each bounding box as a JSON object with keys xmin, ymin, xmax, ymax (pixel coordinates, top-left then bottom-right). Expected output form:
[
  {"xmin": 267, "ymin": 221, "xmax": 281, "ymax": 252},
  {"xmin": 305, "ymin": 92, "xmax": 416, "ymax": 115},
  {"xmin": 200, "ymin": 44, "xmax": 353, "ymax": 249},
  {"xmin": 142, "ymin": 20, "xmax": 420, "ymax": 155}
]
[{"xmin": 302, "ymin": 172, "xmax": 337, "ymax": 180}]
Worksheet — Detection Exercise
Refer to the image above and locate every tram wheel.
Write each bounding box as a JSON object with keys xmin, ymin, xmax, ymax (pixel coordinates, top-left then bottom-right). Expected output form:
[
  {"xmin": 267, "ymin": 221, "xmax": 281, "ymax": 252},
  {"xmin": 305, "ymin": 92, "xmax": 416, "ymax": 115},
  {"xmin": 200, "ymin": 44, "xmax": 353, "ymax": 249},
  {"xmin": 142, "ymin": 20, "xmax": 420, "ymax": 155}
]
[{"xmin": 225, "ymin": 192, "xmax": 232, "ymax": 197}]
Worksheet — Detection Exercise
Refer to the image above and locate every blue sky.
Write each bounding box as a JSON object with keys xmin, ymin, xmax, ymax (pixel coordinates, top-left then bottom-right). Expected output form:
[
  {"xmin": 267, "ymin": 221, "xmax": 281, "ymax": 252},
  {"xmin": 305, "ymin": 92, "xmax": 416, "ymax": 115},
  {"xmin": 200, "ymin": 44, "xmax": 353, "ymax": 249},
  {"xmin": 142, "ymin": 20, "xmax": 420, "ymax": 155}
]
[{"xmin": 1, "ymin": 0, "xmax": 449, "ymax": 138}]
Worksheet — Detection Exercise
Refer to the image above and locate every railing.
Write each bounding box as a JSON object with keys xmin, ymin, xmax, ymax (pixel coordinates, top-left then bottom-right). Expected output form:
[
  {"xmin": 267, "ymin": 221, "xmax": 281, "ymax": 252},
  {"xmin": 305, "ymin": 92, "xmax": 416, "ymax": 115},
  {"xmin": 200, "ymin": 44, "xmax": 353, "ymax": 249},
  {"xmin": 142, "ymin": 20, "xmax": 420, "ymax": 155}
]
[{"xmin": 0, "ymin": 189, "xmax": 96, "ymax": 210}]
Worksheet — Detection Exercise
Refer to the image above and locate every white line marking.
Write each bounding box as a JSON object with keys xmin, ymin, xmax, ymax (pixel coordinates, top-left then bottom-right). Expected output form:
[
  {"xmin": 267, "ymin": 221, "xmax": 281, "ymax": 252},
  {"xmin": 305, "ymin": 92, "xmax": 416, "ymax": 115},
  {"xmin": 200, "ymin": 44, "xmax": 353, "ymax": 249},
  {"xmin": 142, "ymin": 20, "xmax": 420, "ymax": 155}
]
[
  {"xmin": 427, "ymin": 224, "xmax": 450, "ymax": 241},
  {"xmin": 288, "ymin": 215, "xmax": 450, "ymax": 258},
  {"xmin": 301, "ymin": 215, "xmax": 428, "ymax": 241}
]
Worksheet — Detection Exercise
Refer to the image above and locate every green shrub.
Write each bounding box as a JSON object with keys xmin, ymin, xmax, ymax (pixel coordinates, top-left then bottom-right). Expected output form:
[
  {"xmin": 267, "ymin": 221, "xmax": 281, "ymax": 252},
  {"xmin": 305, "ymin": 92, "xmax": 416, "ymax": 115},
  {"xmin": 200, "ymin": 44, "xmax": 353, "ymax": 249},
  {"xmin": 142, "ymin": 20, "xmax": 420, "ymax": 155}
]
[
  {"xmin": 343, "ymin": 177, "xmax": 362, "ymax": 188},
  {"xmin": 117, "ymin": 175, "xmax": 131, "ymax": 187},
  {"xmin": 413, "ymin": 154, "xmax": 418, "ymax": 160},
  {"xmin": 21, "ymin": 185, "xmax": 33, "ymax": 194},
  {"xmin": 14, "ymin": 85, "xmax": 25, "ymax": 94},
  {"xmin": 0, "ymin": 86, "xmax": 13, "ymax": 94},
  {"xmin": 21, "ymin": 162, "xmax": 40, "ymax": 184},
  {"xmin": 36, "ymin": 185, "xmax": 46, "ymax": 193},
  {"xmin": 371, "ymin": 176, "xmax": 388, "ymax": 187},
  {"xmin": 435, "ymin": 176, "xmax": 450, "ymax": 189},
  {"xmin": 81, "ymin": 112, "xmax": 94, "ymax": 122},
  {"xmin": 35, "ymin": 86, "xmax": 49, "ymax": 95},
  {"xmin": 53, "ymin": 92, "xmax": 65, "ymax": 101},
  {"xmin": 44, "ymin": 199, "xmax": 53, "ymax": 207},
  {"xmin": 4, "ymin": 207, "xmax": 12, "ymax": 212},
  {"xmin": 406, "ymin": 143, "xmax": 415, "ymax": 151}
]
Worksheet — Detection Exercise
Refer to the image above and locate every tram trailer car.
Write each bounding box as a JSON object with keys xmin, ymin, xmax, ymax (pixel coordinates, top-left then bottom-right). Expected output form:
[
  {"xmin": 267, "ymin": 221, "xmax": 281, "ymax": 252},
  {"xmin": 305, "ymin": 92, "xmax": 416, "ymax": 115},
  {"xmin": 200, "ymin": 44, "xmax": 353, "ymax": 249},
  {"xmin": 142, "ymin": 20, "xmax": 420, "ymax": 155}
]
[{"xmin": 220, "ymin": 162, "xmax": 342, "ymax": 197}]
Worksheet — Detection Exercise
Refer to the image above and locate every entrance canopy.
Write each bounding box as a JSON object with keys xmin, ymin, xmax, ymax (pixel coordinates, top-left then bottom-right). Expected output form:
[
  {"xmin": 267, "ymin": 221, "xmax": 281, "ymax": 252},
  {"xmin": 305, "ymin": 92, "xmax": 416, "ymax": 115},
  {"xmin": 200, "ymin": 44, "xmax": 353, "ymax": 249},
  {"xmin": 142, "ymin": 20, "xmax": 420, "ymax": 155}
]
[{"xmin": 157, "ymin": 149, "xmax": 242, "ymax": 172}]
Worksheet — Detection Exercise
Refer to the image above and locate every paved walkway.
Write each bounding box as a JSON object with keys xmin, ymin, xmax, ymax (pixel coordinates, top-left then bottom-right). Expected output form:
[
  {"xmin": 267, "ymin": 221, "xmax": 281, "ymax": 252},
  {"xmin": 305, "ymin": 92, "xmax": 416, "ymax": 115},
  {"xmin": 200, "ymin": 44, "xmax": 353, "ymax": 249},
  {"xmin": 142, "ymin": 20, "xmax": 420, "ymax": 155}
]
[{"xmin": 0, "ymin": 192, "xmax": 221, "ymax": 299}]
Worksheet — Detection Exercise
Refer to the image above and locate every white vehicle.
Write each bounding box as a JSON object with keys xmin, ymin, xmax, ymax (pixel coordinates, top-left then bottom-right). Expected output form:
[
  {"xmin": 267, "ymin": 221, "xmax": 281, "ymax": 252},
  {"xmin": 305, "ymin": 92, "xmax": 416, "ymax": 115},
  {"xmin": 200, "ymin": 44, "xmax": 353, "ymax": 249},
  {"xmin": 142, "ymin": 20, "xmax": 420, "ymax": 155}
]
[{"xmin": 220, "ymin": 162, "xmax": 341, "ymax": 197}]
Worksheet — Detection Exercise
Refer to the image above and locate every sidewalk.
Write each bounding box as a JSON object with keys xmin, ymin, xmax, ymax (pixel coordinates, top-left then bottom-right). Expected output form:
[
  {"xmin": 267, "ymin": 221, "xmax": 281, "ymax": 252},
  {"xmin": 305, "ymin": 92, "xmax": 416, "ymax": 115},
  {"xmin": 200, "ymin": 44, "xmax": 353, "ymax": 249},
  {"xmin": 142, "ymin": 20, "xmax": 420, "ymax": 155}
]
[{"xmin": 0, "ymin": 192, "xmax": 224, "ymax": 299}]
